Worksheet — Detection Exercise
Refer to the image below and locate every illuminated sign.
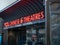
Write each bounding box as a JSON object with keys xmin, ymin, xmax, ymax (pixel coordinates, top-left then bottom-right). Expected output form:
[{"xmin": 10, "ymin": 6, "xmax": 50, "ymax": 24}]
[{"xmin": 4, "ymin": 11, "xmax": 44, "ymax": 27}]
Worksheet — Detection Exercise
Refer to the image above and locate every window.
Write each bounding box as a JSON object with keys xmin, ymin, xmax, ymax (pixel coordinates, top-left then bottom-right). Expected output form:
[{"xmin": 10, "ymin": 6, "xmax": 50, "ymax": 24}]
[{"xmin": 50, "ymin": 3, "xmax": 60, "ymax": 45}]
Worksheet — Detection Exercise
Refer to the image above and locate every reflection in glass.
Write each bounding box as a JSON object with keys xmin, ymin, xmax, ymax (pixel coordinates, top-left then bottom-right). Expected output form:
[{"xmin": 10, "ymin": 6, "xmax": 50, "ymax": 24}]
[
  {"xmin": 50, "ymin": 3, "xmax": 60, "ymax": 45},
  {"xmin": 0, "ymin": 34, "xmax": 2, "ymax": 45},
  {"xmin": 26, "ymin": 23, "xmax": 45, "ymax": 45}
]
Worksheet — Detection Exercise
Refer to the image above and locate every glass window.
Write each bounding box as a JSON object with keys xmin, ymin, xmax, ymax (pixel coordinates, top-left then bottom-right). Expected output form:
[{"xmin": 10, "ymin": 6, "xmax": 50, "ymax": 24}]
[
  {"xmin": 26, "ymin": 22, "xmax": 45, "ymax": 45},
  {"xmin": 0, "ymin": 34, "xmax": 2, "ymax": 45},
  {"xmin": 50, "ymin": 3, "xmax": 60, "ymax": 45}
]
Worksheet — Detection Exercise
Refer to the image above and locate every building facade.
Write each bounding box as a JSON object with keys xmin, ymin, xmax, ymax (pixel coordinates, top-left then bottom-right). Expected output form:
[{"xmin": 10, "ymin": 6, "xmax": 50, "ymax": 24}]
[
  {"xmin": 46, "ymin": 0, "xmax": 60, "ymax": 45},
  {"xmin": 0, "ymin": 0, "xmax": 60, "ymax": 45},
  {"xmin": 0, "ymin": 0, "xmax": 46, "ymax": 45},
  {"xmin": 50, "ymin": 2, "xmax": 60, "ymax": 45}
]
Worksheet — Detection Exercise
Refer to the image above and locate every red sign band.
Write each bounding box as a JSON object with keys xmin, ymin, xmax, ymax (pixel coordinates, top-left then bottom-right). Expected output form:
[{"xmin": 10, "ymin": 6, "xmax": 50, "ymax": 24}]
[{"xmin": 4, "ymin": 11, "xmax": 44, "ymax": 27}]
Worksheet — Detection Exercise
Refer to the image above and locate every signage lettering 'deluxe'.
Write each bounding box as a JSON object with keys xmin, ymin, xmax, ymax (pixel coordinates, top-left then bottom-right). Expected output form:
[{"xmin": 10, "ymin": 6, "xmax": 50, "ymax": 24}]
[{"xmin": 4, "ymin": 11, "xmax": 44, "ymax": 27}]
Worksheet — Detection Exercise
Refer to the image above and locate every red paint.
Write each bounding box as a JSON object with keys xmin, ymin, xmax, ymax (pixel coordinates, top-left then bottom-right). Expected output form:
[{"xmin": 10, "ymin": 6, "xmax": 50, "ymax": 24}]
[{"xmin": 4, "ymin": 11, "xmax": 44, "ymax": 27}]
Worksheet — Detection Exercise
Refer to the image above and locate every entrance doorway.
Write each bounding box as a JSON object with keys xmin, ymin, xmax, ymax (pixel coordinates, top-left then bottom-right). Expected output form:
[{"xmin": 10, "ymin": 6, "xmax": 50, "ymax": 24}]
[
  {"xmin": 8, "ymin": 26, "xmax": 26, "ymax": 45},
  {"xmin": 7, "ymin": 22, "xmax": 45, "ymax": 45}
]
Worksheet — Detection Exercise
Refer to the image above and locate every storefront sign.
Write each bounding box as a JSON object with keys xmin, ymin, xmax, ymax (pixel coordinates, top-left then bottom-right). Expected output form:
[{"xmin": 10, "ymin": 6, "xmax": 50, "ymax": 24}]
[{"xmin": 4, "ymin": 11, "xmax": 44, "ymax": 27}]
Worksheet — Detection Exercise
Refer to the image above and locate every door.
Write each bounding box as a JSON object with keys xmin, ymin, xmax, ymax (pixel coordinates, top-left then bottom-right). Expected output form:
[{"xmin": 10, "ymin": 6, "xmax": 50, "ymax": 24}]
[
  {"xmin": 8, "ymin": 30, "xmax": 16, "ymax": 45},
  {"xmin": 8, "ymin": 26, "xmax": 26, "ymax": 45},
  {"xmin": 17, "ymin": 27, "xmax": 26, "ymax": 45}
]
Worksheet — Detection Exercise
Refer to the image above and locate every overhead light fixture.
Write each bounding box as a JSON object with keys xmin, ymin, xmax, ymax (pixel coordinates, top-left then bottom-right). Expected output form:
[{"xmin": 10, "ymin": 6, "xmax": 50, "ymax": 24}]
[{"xmin": 0, "ymin": 0, "xmax": 21, "ymax": 12}]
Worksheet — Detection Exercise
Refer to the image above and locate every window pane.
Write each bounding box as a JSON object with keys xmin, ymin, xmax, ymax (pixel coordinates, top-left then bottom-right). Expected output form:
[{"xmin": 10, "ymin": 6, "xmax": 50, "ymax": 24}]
[{"xmin": 50, "ymin": 3, "xmax": 60, "ymax": 45}]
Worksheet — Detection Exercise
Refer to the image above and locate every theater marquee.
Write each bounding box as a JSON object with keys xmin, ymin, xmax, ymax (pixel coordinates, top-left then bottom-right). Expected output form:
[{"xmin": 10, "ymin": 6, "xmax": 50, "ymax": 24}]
[{"xmin": 4, "ymin": 11, "xmax": 44, "ymax": 28}]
